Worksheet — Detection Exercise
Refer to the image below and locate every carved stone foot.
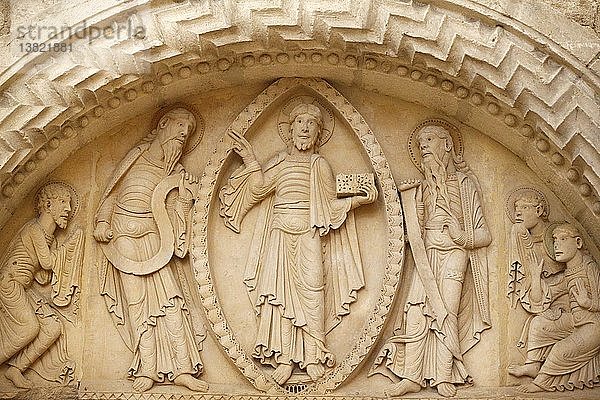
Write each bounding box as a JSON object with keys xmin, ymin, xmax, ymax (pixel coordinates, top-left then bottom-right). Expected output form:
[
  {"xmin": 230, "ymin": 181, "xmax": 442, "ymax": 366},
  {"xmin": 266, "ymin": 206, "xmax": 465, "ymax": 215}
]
[
  {"xmin": 5, "ymin": 366, "xmax": 32, "ymax": 389},
  {"xmin": 272, "ymin": 364, "xmax": 294, "ymax": 385},
  {"xmin": 436, "ymin": 382, "xmax": 456, "ymax": 397},
  {"xmin": 384, "ymin": 379, "xmax": 421, "ymax": 397},
  {"xmin": 306, "ymin": 363, "xmax": 325, "ymax": 381},
  {"xmin": 174, "ymin": 374, "xmax": 209, "ymax": 392},
  {"xmin": 132, "ymin": 376, "xmax": 154, "ymax": 392},
  {"xmin": 507, "ymin": 363, "xmax": 540, "ymax": 378},
  {"xmin": 517, "ymin": 382, "xmax": 545, "ymax": 393}
]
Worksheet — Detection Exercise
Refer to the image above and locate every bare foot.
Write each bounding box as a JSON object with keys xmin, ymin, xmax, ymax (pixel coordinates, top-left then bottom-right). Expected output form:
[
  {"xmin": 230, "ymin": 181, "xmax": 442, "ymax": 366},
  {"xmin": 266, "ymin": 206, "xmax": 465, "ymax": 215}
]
[
  {"xmin": 306, "ymin": 363, "xmax": 325, "ymax": 381},
  {"xmin": 174, "ymin": 374, "xmax": 209, "ymax": 392},
  {"xmin": 132, "ymin": 376, "xmax": 154, "ymax": 392},
  {"xmin": 507, "ymin": 363, "xmax": 540, "ymax": 378},
  {"xmin": 384, "ymin": 379, "xmax": 421, "ymax": 397},
  {"xmin": 517, "ymin": 382, "xmax": 545, "ymax": 393},
  {"xmin": 272, "ymin": 364, "xmax": 294, "ymax": 385},
  {"xmin": 5, "ymin": 366, "xmax": 32, "ymax": 389},
  {"xmin": 436, "ymin": 382, "xmax": 456, "ymax": 397}
]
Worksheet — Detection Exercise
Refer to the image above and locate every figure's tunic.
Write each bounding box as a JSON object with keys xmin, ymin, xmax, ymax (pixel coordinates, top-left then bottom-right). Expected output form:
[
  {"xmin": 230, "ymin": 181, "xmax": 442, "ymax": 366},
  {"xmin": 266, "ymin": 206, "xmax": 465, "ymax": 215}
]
[
  {"xmin": 255, "ymin": 158, "xmax": 330, "ymax": 367},
  {"xmin": 0, "ymin": 221, "xmax": 72, "ymax": 382},
  {"xmin": 535, "ymin": 254, "xmax": 600, "ymax": 391},
  {"xmin": 220, "ymin": 153, "xmax": 365, "ymax": 370},
  {"xmin": 404, "ymin": 176, "xmax": 469, "ymax": 385},
  {"xmin": 97, "ymin": 150, "xmax": 202, "ymax": 382}
]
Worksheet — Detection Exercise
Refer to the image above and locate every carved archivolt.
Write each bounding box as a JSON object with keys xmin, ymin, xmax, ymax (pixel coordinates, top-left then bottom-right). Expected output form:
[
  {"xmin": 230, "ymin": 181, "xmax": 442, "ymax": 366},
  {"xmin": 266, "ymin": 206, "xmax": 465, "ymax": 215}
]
[
  {"xmin": 0, "ymin": 0, "xmax": 598, "ymax": 245},
  {"xmin": 189, "ymin": 77, "xmax": 403, "ymax": 394}
]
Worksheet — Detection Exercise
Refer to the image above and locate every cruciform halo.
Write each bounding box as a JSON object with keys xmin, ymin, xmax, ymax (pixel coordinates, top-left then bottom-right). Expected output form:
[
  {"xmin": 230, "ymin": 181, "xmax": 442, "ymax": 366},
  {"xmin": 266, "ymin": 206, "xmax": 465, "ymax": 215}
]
[
  {"xmin": 151, "ymin": 103, "xmax": 205, "ymax": 155},
  {"xmin": 34, "ymin": 181, "xmax": 80, "ymax": 220},
  {"xmin": 277, "ymin": 95, "xmax": 335, "ymax": 147},
  {"xmin": 408, "ymin": 119, "xmax": 463, "ymax": 171}
]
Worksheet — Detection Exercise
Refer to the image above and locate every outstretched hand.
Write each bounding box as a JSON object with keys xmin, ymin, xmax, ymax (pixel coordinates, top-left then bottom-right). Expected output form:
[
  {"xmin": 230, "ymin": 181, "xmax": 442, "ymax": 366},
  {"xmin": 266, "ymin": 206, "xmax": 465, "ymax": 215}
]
[
  {"xmin": 179, "ymin": 170, "xmax": 199, "ymax": 199},
  {"xmin": 525, "ymin": 251, "xmax": 544, "ymax": 275},
  {"xmin": 228, "ymin": 130, "xmax": 256, "ymax": 164},
  {"xmin": 572, "ymin": 279, "xmax": 592, "ymax": 309}
]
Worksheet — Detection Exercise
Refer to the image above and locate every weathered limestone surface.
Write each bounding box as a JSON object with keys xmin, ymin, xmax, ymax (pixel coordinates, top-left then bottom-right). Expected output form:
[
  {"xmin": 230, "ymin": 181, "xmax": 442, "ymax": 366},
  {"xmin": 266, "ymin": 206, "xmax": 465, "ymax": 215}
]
[{"xmin": 0, "ymin": 1, "xmax": 598, "ymax": 400}]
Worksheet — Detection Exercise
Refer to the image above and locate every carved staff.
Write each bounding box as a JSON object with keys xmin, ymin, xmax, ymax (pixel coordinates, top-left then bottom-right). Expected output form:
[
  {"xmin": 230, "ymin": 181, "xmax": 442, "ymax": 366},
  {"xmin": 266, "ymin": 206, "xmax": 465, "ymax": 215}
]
[{"xmin": 399, "ymin": 183, "xmax": 448, "ymax": 328}]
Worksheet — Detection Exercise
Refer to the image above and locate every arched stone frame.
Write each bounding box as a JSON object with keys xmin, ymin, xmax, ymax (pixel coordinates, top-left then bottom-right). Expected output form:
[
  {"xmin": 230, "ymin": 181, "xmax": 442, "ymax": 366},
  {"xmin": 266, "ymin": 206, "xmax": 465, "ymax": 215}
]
[
  {"xmin": 0, "ymin": 1, "xmax": 598, "ymax": 398},
  {"xmin": 0, "ymin": 0, "xmax": 598, "ymax": 244}
]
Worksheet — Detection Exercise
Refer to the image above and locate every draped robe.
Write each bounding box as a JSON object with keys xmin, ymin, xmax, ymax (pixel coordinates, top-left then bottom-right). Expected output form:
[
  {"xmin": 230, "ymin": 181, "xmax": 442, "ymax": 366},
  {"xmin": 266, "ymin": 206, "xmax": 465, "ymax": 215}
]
[
  {"xmin": 97, "ymin": 145, "xmax": 203, "ymax": 382},
  {"xmin": 534, "ymin": 254, "xmax": 600, "ymax": 391},
  {"xmin": 508, "ymin": 222, "xmax": 573, "ymax": 364},
  {"xmin": 220, "ymin": 152, "xmax": 365, "ymax": 369}
]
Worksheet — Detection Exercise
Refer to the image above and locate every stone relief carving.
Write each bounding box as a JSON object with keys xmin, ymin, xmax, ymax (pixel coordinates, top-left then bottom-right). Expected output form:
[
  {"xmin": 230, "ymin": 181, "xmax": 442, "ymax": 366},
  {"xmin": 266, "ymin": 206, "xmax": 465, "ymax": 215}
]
[
  {"xmin": 219, "ymin": 97, "xmax": 378, "ymax": 385},
  {"xmin": 94, "ymin": 106, "xmax": 208, "ymax": 393},
  {"xmin": 514, "ymin": 223, "xmax": 600, "ymax": 392},
  {"xmin": 504, "ymin": 187, "xmax": 574, "ymax": 383},
  {"xmin": 0, "ymin": 75, "xmax": 596, "ymax": 399},
  {"xmin": 0, "ymin": 181, "xmax": 83, "ymax": 389},
  {"xmin": 190, "ymin": 78, "xmax": 403, "ymax": 395},
  {"xmin": 373, "ymin": 120, "xmax": 492, "ymax": 397}
]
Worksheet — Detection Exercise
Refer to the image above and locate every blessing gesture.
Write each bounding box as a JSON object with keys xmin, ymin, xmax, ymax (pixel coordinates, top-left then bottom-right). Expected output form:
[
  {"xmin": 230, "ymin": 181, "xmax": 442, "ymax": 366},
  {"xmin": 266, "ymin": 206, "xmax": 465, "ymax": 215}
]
[{"xmin": 228, "ymin": 130, "xmax": 257, "ymax": 165}]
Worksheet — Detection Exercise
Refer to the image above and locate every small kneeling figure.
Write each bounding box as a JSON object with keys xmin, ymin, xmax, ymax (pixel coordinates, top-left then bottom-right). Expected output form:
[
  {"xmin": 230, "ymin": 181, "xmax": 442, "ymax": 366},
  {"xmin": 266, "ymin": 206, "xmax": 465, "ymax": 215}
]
[{"xmin": 519, "ymin": 223, "xmax": 600, "ymax": 392}]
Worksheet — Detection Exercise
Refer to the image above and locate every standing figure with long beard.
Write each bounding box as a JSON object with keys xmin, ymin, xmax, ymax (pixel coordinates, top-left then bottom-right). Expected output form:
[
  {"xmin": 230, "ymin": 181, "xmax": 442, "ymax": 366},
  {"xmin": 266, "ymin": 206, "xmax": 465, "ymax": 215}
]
[
  {"xmin": 374, "ymin": 123, "xmax": 491, "ymax": 397},
  {"xmin": 94, "ymin": 107, "xmax": 207, "ymax": 393},
  {"xmin": 220, "ymin": 99, "xmax": 377, "ymax": 385}
]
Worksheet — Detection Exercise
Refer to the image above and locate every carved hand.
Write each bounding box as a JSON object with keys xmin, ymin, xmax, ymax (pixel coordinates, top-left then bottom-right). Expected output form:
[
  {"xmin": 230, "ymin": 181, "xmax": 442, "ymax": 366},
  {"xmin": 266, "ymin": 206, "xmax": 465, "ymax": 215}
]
[
  {"xmin": 398, "ymin": 179, "xmax": 421, "ymax": 192},
  {"xmin": 527, "ymin": 253, "xmax": 544, "ymax": 276},
  {"xmin": 228, "ymin": 130, "xmax": 256, "ymax": 164},
  {"xmin": 443, "ymin": 215, "xmax": 465, "ymax": 243},
  {"xmin": 179, "ymin": 171, "xmax": 199, "ymax": 200},
  {"xmin": 355, "ymin": 183, "xmax": 378, "ymax": 206},
  {"xmin": 93, "ymin": 221, "xmax": 113, "ymax": 242},
  {"xmin": 573, "ymin": 280, "xmax": 592, "ymax": 309}
]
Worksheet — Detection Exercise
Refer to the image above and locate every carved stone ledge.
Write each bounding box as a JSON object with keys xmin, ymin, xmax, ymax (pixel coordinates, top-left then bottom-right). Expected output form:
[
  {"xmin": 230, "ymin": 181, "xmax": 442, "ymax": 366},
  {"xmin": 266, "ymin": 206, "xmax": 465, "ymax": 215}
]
[
  {"xmin": 73, "ymin": 389, "xmax": 600, "ymax": 400},
  {"xmin": 1, "ymin": 386, "xmax": 78, "ymax": 400}
]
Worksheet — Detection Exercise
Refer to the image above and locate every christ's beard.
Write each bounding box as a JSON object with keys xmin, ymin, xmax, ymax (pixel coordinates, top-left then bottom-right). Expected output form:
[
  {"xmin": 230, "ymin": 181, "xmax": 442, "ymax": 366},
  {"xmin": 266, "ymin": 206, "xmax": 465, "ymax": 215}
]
[
  {"xmin": 422, "ymin": 152, "xmax": 451, "ymax": 213},
  {"xmin": 162, "ymin": 139, "xmax": 184, "ymax": 175},
  {"xmin": 293, "ymin": 136, "xmax": 316, "ymax": 151}
]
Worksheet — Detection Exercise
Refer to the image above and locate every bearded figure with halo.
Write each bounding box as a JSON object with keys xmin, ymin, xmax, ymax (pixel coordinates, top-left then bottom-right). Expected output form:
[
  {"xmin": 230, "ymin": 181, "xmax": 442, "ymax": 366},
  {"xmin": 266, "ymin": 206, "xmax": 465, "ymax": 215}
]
[
  {"xmin": 373, "ymin": 121, "xmax": 491, "ymax": 398},
  {"xmin": 94, "ymin": 106, "xmax": 208, "ymax": 393}
]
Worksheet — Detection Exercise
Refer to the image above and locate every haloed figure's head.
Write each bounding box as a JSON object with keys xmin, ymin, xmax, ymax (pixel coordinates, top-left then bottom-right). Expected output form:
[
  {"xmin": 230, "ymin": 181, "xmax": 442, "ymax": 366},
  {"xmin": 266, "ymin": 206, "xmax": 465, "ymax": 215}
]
[
  {"xmin": 514, "ymin": 194, "xmax": 547, "ymax": 230},
  {"xmin": 289, "ymin": 103, "xmax": 323, "ymax": 152},
  {"xmin": 417, "ymin": 125, "xmax": 454, "ymax": 168},
  {"xmin": 156, "ymin": 108, "xmax": 196, "ymax": 174},
  {"xmin": 553, "ymin": 224, "xmax": 583, "ymax": 263},
  {"xmin": 37, "ymin": 183, "xmax": 72, "ymax": 229}
]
